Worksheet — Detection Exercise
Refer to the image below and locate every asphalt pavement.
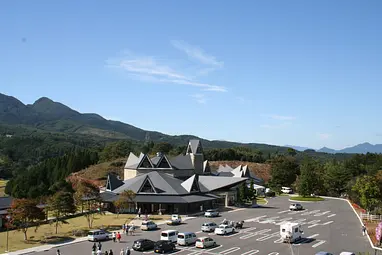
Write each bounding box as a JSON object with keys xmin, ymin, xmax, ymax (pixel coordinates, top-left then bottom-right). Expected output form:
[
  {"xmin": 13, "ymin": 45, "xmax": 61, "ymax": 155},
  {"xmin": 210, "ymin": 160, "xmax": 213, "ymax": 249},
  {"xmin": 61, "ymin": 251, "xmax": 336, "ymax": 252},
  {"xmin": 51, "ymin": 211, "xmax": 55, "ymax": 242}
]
[{"xmin": 32, "ymin": 196, "xmax": 373, "ymax": 255}]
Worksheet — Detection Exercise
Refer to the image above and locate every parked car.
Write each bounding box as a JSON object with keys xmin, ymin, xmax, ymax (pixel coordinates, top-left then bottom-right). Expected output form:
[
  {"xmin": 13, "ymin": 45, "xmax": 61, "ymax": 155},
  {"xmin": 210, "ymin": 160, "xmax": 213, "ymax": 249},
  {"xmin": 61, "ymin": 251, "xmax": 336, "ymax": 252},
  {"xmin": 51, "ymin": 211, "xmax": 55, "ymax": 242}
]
[
  {"xmin": 87, "ymin": 229, "xmax": 110, "ymax": 242},
  {"xmin": 339, "ymin": 252, "xmax": 355, "ymax": 255},
  {"xmin": 315, "ymin": 252, "xmax": 334, "ymax": 255},
  {"xmin": 281, "ymin": 187, "xmax": 293, "ymax": 194},
  {"xmin": 166, "ymin": 214, "xmax": 182, "ymax": 225},
  {"xmin": 177, "ymin": 232, "xmax": 197, "ymax": 246},
  {"xmin": 204, "ymin": 209, "xmax": 219, "ymax": 217},
  {"xmin": 214, "ymin": 224, "xmax": 235, "ymax": 235},
  {"xmin": 132, "ymin": 239, "xmax": 155, "ymax": 251},
  {"xmin": 154, "ymin": 240, "xmax": 176, "ymax": 253},
  {"xmin": 201, "ymin": 222, "xmax": 218, "ymax": 232},
  {"xmin": 289, "ymin": 203, "xmax": 303, "ymax": 211},
  {"xmin": 195, "ymin": 237, "xmax": 216, "ymax": 249},
  {"xmin": 141, "ymin": 221, "xmax": 157, "ymax": 231},
  {"xmin": 160, "ymin": 230, "xmax": 179, "ymax": 243},
  {"xmin": 265, "ymin": 189, "xmax": 276, "ymax": 197}
]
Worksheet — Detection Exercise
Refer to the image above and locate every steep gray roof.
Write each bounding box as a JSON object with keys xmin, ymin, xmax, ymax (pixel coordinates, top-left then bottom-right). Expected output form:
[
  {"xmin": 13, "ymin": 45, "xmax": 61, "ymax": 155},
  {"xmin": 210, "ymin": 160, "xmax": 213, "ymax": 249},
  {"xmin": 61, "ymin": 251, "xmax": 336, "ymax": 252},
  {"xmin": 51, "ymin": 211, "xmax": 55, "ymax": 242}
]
[
  {"xmin": 125, "ymin": 152, "xmax": 139, "ymax": 168},
  {"xmin": 187, "ymin": 140, "xmax": 202, "ymax": 154},
  {"xmin": 168, "ymin": 154, "xmax": 194, "ymax": 170},
  {"xmin": 217, "ymin": 164, "xmax": 234, "ymax": 172},
  {"xmin": 181, "ymin": 174, "xmax": 200, "ymax": 192},
  {"xmin": 106, "ymin": 174, "xmax": 124, "ymax": 191},
  {"xmin": 198, "ymin": 176, "xmax": 248, "ymax": 191},
  {"xmin": 150, "ymin": 156, "xmax": 161, "ymax": 165},
  {"xmin": 203, "ymin": 160, "xmax": 211, "ymax": 173}
]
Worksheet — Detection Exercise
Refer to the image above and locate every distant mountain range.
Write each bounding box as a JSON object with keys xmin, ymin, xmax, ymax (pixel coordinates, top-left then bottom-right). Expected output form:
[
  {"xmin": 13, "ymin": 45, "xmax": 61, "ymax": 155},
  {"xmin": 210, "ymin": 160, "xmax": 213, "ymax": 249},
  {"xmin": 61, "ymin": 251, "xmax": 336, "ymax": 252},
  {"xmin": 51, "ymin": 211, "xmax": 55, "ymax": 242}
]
[
  {"xmin": 287, "ymin": 143, "xmax": 382, "ymax": 154},
  {"xmin": 1, "ymin": 93, "xmax": 380, "ymax": 155}
]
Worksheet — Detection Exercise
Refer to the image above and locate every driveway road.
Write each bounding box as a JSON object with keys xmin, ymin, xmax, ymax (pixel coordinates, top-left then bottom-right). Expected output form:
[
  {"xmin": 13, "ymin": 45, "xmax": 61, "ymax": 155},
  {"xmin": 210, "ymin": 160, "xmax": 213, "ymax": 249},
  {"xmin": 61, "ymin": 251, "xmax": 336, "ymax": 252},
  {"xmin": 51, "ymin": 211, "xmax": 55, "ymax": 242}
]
[{"xmin": 32, "ymin": 196, "xmax": 372, "ymax": 255}]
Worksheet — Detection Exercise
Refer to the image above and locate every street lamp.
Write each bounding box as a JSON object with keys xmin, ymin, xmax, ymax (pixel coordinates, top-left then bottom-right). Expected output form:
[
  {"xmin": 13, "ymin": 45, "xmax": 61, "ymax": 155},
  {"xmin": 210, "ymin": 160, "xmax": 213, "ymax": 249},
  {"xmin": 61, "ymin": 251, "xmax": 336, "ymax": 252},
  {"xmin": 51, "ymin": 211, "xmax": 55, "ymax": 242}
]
[{"xmin": 5, "ymin": 215, "xmax": 11, "ymax": 252}]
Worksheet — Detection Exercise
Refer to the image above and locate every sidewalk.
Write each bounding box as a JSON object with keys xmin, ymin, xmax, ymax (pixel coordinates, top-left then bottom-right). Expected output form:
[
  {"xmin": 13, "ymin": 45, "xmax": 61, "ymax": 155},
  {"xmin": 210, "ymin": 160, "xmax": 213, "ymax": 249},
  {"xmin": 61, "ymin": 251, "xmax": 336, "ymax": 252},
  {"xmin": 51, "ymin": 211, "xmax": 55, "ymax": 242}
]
[{"xmin": 0, "ymin": 216, "xmax": 197, "ymax": 255}]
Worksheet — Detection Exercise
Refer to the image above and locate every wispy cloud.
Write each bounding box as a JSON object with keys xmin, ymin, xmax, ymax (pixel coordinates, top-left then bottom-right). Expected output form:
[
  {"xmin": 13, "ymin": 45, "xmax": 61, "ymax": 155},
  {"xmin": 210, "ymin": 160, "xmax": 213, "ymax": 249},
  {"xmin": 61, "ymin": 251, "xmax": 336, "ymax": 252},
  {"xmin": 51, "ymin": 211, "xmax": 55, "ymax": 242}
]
[
  {"xmin": 171, "ymin": 40, "xmax": 224, "ymax": 68},
  {"xmin": 236, "ymin": 96, "xmax": 252, "ymax": 104},
  {"xmin": 317, "ymin": 133, "xmax": 331, "ymax": 140},
  {"xmin": 270, "ymin": 115, "xmax": 297, "ymax": 121},
  {"xmin": 106, "ymin": 50, "xmax": 227, "ymax": 92},
  {"xmin": 260, "ymin": 122, "xmax": 292, "ymax": 129},
  {"xmin": 191, "ymin": 94, "xmax": 207, "ymax": 104}
]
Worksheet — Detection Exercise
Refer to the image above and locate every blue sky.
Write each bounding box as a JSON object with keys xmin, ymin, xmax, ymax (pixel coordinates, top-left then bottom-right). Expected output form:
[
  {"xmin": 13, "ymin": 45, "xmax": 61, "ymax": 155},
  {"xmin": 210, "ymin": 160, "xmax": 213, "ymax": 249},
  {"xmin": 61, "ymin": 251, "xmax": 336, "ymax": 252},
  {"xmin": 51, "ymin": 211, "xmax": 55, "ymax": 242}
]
[{"xmin": 1, "ymin": 1, "xmax": 382, "ymax": 150}]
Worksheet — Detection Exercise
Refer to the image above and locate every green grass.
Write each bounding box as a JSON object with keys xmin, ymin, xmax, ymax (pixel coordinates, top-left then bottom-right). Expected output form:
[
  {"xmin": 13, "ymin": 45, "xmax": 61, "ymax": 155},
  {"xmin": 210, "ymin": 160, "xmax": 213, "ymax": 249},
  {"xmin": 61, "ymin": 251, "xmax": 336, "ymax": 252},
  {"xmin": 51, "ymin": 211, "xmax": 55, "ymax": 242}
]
[
  {"xmin": 0, "ymin": 179, "xmax": 8, "ymax": 196},
  {"xmin": 289, "ymin": 196, "xmax": 324, "ymax": 202}
]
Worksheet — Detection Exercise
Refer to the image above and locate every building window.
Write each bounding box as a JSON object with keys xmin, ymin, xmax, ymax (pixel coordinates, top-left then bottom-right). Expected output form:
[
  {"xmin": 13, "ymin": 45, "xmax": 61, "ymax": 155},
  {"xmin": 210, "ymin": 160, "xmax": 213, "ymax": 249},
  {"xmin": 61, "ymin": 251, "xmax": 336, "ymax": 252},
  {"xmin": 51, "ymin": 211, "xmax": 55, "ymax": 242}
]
[
  {"xmin": 140, "ymin": 157, "xmax": 152, "ymax": 168},
  {"xmin": 157, "ymin": 157, "xmax": 170, "ymax": 168},
  {"xmin": 140, "ymin": 179, "xmax": 155, "ymax": 193}
]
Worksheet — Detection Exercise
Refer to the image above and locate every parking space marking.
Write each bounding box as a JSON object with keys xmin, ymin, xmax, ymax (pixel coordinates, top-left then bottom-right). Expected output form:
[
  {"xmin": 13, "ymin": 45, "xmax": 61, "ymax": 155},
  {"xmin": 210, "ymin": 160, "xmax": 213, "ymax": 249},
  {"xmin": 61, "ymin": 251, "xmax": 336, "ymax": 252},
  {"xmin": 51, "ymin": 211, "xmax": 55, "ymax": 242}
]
[
  {"xmin": 240, "ymin": 233, "xmax": 256, "ymax": 240},
  {"xmin": 314, "ymin": 211, "xmax": 330, "ymax": 216},
  {"xmin": 224, "ymin": 232, "xmax": 242, "ymax": 238},
  {"xmin": 219, "ymin": 247, "xmax": 241, "ymax": 255},
  {"xmin": 195, "ymin": 231, "xmax": 202, "ymax": 233},
  {"xmin": 327, "ymin": 214, "xmax": 336, "ymax": 218},
  {"xmin": 288, "ymin": 211, "xmax": 300, "ymax": 215},
  {"xmin": 321, "ymin": 221, "xmax": 334, "ymax": 225},
  {"xmin": 306, "ymin": 219, "xmax": 320, "ymax": 224},
  {"xmin": 278, "ymin": 210, "xmax": 289, "ymax": 214},
  {"xmin": 274, "ymin": 238, "xmax": 283, "ymax": 243},
  {"xmin": 312, "ymin": 240, "xmax": 326, "ymax": 248},
  {"xmin": 240, "ymin": 227, "xmax": 257, "ymax": 233},
  {"xmin": 206, "ymin": 245, "xmax": 223, "ymax": 251},
  {"xmin": 253, "ymin": 229, "xmax": 272, "ymax": 235},
  {"xmin": 267, "ymin": 252, "xmax": 279, "ymax": 255},
  {"xmin": 241, "ymin": 250, "xmax": 259, "ymax": 255},
  {"xmin": 293, "ymin": 218, "xmax": 306, "ymax": 224},
  {"xmin": 245, "ymin": 216, "xmax": 267, "ymax": 222},
  {"xmin": 186, "ymin": 252, "xmax": 201, "ymax": 255},
  {"xmin": 301, "ymin": 209, "xmax": 320, "ymax": 216},
  {"xmin": 256, "ymin": 234, "xmax": 278, "ymax": 241},
  {"xmin": 227, "ymin": 208, "xmax": 246, "ymax": 213},
  {"xmin": 308, "ymin": 224, "xmax": 319, "ymax": 228}
]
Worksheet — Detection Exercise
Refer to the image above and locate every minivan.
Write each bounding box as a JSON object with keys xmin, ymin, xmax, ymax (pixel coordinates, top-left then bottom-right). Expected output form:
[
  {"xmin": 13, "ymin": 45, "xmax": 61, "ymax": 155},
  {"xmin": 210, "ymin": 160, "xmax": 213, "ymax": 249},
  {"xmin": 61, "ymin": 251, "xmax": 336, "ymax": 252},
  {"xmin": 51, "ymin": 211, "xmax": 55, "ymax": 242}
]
[
  {"xmin": 177, "ymin": 232, "xmax": 197, "ymax": 246},
  {"xmin": 160, "ymin": 230, "xmax": 178, "ymax": 243}
]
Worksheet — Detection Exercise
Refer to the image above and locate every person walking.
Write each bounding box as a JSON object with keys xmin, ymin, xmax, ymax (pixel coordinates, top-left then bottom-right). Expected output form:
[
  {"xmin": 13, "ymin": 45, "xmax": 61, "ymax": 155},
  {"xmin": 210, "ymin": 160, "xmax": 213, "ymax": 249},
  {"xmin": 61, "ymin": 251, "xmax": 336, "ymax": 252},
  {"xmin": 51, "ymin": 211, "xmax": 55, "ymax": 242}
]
[
  {"xmin": 96, "ymin": 249, "xmax": 102, "ymax": 255},
  {"xmin": 122, "ymin": 224, "xmax": 126, "ymax": 234},
  {"xmin": 362, "ymin": 225, "xmax": 367, "ymax": 236},
  {"xmin": 109, "ymin": 250, "xmax": 114, "ymax": 255},
  {"xmin": 98, "ymin": 242, "xmax": 102, "ymax": 251},
  {"xmin": 56, "ymin": 249, "xmax": 61, "ymax": 255},
  {"xmin": 125, "ymin": 247, "xmax": 130, "ymax": 255},
  {"xmin": 92, "ymin": 243, "xmax": 97, "ymax": 252},
  {"xmin": 105, "ymin": 251, "xmax": 109, "ymax": 255},
  {"xmin": 92, "ymin": 251, "xmax": 96, "ymax": 255},
  {"xmin": 138, "ymin": 208, "xmax": 141, "ymax": 218},
  {"xmin": 120, "ymin": 249, "xmax": 125, "ymax": 255},
  {"xmin": 112, "ymin": 232, "xmax": 116, "ymax": 242},
  {"xmin": 116, "ymin": 232, "xmax": 122, "ymax": 242}
]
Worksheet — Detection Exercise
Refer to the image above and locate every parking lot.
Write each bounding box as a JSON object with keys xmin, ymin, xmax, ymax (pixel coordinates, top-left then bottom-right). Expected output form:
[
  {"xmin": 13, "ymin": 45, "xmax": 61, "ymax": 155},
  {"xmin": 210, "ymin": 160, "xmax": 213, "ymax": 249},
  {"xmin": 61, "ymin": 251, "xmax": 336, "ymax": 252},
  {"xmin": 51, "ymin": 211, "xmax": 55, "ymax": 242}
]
[{"xmin": 35, "ymin": 196, "xmax": 373, "ymax": 255}]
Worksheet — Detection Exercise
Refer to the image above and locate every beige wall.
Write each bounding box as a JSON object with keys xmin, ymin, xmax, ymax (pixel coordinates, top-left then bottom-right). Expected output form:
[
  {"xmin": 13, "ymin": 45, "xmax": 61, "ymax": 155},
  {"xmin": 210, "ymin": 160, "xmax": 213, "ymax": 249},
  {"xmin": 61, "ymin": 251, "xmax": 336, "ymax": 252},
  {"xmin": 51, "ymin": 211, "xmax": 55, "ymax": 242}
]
[{"xmin": 124, "ymin": 168, "xmax": 137, "ymax": 180}]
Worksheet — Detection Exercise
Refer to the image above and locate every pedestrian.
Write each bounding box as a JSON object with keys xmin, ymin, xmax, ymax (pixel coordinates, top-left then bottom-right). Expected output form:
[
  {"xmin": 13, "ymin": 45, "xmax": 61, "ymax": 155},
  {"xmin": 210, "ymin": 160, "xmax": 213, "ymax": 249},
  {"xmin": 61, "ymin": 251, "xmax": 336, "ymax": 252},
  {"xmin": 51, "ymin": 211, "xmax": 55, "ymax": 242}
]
[
  {"xmin": 92, "ymin": 251, "xmax": 96, "ymax": 255},
  {"xmin": 125, "ymin": 247, "xmax": 130, "ymax": 255},
  {"xmin": 109, "ymin": 250, "xmax": 114, "ymax": 255},
  {"xmin": 96, "ymin": 249, "xmax": 102, "ymax": 255},
  {"xmin": 56, "ymin": 249, "xmax": 61, "ymax": 255},
  {"xmin": 362, "ymin": 225, "xmax": 367, "ymax": 236},
  {"xmin": 138, "ymin": 208, "xmax": 141, "ymax": 218},
  {"xmin": 112, "ymin": 232, "xmax": 116, "ymax": 242},
  {"xmin": 98, "ymin": 242, "xmax": 102, "ymax": 251},
  {"xmin": 122, "ymin": 223, "xmax": 126, "ymax": 233},
  {"xmin": 92, "ymin": 243, "xmax": 97, "ymax": 252},
  {"xmin": 120, "ymin": 249, "xmax": 125, "ymax": 255},
  {"xmin": 105, "ymin": 251, "xmax": 109, "ymax": 255},
  {"xmin": 116, "ymin": 232, "xmax": 121, "ymax": 242}
]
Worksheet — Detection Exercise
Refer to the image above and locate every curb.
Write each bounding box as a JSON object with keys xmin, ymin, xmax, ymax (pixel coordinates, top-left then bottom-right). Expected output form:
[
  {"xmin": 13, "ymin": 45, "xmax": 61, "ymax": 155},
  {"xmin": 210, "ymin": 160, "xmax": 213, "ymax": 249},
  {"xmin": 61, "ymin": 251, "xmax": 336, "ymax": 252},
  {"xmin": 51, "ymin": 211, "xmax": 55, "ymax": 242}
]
[
  {"xmin": 322, "ymin": 196, "xmax": 382, "ymax": 251},
  {"xmin": 288, "ymin": 199, "xmax": 316, "ymax": 203}
]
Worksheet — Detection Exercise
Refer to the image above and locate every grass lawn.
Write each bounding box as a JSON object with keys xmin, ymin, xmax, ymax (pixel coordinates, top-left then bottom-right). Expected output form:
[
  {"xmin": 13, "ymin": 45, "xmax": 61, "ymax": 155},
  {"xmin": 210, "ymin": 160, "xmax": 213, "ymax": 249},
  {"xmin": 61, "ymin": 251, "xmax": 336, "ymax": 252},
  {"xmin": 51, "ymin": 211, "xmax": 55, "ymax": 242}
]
[
  {"xmin": 0, "ymin": 213, "xmax": 168, "ymax": 253},
  {"xmin": 289, "ymin": 196, "xmax": 324, "ymax": 202},
  {"xmin": 256, "ymin": 197, "xmax": 267, "ymax": 205},
  {"xmin": 278, "ymin": 193, "xmax": 290, "ymax": 196}
]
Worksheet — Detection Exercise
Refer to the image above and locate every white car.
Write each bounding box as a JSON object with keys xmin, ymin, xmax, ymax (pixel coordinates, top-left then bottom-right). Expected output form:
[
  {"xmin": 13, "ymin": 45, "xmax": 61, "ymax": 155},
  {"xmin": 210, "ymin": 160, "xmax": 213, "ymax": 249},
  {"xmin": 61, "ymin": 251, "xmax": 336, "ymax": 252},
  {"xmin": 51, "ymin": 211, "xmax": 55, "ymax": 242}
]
[
  {"xmin": 204, "ymin": 209, "xmax": 219, "ymax": 217},
  {"xmin": 281, "ymin": 187, "xmax": 293, "ymax": 194},
  {"xmin": 214, "ymin": 224, "xmax": 235, "ymax": 235},
  {"xmin": 87, "ymin": 229, "xmax": 110, "ymax": 241},
  {"xmin": 201, "ymin": 222, "xmax": 218, "ymax": 232},
  {"xmin": 195, "ymin": 237, "xmax": 216, "ymax": 249},
  {"xmin": 141, "ymin": 220, "xmax": 157, "ymax": 231},
  {"xmin": 289, "ymin": 203, "xmax": 303, "ymax": 211}
]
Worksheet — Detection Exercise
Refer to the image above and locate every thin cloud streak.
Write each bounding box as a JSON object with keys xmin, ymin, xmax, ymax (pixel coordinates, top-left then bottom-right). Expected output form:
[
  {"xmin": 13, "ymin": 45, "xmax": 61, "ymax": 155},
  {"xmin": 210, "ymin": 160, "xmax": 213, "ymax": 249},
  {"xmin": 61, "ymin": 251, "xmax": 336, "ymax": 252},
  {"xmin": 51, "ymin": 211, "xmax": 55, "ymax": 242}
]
[
  {"xmin": 191, "ymin": 94, "xmax": 207, "ymax": 104},
  {"xmin": 171, "ymin": 40, "xmax": 224, "ymax": 68},
  {"xmin": 107, "ymin": 51, "xmax": 227, "ymax": 92}
]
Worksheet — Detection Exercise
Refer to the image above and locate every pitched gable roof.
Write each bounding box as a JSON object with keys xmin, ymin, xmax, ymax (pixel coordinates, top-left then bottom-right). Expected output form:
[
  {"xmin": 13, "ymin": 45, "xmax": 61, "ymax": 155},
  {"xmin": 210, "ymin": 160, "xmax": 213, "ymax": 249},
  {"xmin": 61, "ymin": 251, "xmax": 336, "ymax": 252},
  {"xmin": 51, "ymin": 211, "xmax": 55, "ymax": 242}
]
[
  {"xmin": 168, "ymin": 154, "xmax": 194, "ymax": 170},
  {"xmin": 203, "ymin": 160, "xmax": 211, "ymax": 173},
  {"xmin": 138, "ymin": 176, "xmax": 157, "ymax": 193},
  {"xmin": 156, "ymin": 154, "xmax": 172, "ymax": 169},
  {"xmin": 137, "ymin": 154, "xmax": 154, "ymax": 168},
  {"xmin": 181, "ymin": 174, "xmax": 200, "ymax": 192},
  {"xmin": 198, "ymin": 176, "xmax": 247, "ymax": 191},
  {"xmin": 125, "ymin": 152, "xmax": 139, "ymax": 168},
  {"xmin": 106, "ymin": 174, "xmax": 124, "ymax": 191},
  {"xmin": 187, "ymin": 140, "xmax": 203, "ymax": 154}
]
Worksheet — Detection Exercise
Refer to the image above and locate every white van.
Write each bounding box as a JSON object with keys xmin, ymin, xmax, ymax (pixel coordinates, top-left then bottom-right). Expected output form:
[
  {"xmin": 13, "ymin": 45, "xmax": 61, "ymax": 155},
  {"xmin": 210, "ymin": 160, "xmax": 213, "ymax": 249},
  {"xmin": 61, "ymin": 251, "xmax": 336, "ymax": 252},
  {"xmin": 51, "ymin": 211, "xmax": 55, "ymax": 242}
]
[
  {"xmin": 281, "ymin": 187, "xmax": 293, "ymax": 194},
  {"xmin": 160, "ymin": 230, "xmax": 178, "ymax": 243},
  {"xmin": 177, "ymin": 232, "xmax": 197, "ymax": 246},
  {"xmin": 280, "ymin": 222, "xmax": 303, "ymax": 243}
]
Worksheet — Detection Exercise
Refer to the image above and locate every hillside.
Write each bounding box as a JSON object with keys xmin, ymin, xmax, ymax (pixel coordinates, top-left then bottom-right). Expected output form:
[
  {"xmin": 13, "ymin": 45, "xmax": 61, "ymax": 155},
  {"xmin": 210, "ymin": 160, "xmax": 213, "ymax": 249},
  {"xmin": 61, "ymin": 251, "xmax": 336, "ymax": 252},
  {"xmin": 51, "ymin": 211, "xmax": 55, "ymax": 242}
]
[
  {"xmin": 71, "ymin": 159, "xmax": 272, "ymax": 185},
  {"xmin": 318, "ymin": 142, "xmax": 382, "ymax": 154}
]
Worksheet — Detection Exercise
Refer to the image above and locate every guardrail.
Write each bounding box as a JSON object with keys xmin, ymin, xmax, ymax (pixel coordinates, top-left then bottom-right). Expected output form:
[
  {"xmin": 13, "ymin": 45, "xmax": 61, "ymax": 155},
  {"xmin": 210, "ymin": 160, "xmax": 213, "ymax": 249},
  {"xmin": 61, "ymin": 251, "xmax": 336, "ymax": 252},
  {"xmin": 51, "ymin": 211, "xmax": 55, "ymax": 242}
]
[{"xmin": 360, "ymin": 212, "xmax": 382, "ymax": 221}]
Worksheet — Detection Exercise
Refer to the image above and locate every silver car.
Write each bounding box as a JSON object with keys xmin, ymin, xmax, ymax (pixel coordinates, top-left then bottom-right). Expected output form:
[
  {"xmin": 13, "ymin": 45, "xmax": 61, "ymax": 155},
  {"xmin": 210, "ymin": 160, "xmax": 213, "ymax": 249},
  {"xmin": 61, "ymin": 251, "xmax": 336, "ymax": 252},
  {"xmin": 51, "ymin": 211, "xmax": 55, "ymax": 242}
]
[
  {"xmin": 204, "ymin": 209, "xmax": 219, "ymax": 217},
  {"xmin": 201, "ymin": 222, "xmax": 218, "ymax": 232}
]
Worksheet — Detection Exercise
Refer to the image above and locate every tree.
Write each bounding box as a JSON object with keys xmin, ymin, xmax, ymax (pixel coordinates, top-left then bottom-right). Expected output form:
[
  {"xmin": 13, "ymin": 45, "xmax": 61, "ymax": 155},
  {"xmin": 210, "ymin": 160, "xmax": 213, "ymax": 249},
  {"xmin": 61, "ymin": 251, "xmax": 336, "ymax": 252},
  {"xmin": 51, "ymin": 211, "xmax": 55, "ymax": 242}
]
[
  {"xmin": 324, "ymin": 161, "xmax": 351, "ymax": 197},
  {"xmin": 152, "ymin": 142, "xmax": 173, "ymax": 154},
  {"xmin": 287, "ymin": 148, "xmax": 297, "ymax": 156},
  {"xmin": 47, "ymin": 191, "xmax": 77, "ymax": 234},
  {"xmin": 269, "ymin": 156, "xmax": 299, "ymax": 190},
  {"xmin": 74, "ymin": 180, "xmax": 101, "ymax": 228},
  {"xmin": 113, "ymin": 190, "xmax": 136, "ymax": 217},
  {"xmin": 298, "ymin": 157, "xmax": 320, "ymax": 197},
  {"xmin": 9, "ymin": 198, "xmax": 45, "ymax": 240},
  {"xmin": 238, "ymin": 183, "xmax": 247, "ymax": 204},
  {"xmin": 352, "ymin": 175, "xmax": 381, "ymax": 212}
]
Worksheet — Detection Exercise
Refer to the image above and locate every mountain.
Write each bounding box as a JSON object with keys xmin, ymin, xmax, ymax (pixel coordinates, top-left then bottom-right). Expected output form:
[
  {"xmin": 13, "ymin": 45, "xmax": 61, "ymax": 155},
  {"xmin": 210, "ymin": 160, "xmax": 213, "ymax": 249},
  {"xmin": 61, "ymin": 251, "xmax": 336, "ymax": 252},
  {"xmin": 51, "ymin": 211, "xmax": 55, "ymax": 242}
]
[
  {"xmin": 285, "ymin": 145, "xmax": 313, "ymax": 152},
  {"xmin": 0, "ymin": 93, "xmax": 293, "ymax": 152},
  {"xmin": 318, "ymin": 143, "xmax": 382, "ymax": 154}
]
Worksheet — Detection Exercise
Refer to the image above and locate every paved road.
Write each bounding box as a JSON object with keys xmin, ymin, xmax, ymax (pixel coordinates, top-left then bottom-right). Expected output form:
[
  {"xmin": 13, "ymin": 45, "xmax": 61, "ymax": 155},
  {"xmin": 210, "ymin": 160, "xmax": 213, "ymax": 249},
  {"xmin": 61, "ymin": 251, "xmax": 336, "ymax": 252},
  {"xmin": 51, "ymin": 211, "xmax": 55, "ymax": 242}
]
[{"xmin": 36, "ymin": 196, "xmax": 372, "ymax": 255}]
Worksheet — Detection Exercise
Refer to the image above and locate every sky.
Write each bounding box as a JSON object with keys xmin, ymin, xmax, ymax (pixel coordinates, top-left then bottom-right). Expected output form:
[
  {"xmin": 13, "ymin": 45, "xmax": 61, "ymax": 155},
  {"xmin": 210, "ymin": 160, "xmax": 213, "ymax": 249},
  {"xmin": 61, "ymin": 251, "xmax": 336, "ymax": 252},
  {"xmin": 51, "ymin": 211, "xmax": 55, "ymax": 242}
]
[{"xmin": 1, "ymin": 1, "xmax": 382, "ymax": 150}]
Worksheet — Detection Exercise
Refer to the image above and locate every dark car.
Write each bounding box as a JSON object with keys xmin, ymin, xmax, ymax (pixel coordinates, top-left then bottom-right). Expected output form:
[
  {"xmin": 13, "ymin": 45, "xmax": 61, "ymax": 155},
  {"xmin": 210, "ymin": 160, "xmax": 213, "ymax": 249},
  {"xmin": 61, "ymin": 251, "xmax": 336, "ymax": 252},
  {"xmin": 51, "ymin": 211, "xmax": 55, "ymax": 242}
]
[
  {"xmin": 132, "ymin": 239, "xmax": 155, "ymax": 251},
  {"xmin": 154, "ymin": 240, "xmax": 176, "ymax": 253}
]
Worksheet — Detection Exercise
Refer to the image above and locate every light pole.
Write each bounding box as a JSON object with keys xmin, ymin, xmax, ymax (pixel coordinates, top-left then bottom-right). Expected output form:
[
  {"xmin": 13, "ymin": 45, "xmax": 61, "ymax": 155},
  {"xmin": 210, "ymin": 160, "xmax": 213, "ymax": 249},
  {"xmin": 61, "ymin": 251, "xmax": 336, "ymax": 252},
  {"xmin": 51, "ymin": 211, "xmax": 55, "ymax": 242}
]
[{"xmin": 5, "ymin": 215, "xmax": 11, "ymax": 252}]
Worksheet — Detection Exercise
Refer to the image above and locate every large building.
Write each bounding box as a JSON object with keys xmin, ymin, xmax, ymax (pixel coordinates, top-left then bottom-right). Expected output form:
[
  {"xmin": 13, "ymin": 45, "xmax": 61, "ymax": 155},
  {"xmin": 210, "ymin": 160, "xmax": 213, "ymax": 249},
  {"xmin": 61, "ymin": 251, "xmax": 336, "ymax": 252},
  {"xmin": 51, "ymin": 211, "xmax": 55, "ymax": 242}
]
[{"xmin": 101, "ymin": 140, "xmax": 248, "ymax": 214}]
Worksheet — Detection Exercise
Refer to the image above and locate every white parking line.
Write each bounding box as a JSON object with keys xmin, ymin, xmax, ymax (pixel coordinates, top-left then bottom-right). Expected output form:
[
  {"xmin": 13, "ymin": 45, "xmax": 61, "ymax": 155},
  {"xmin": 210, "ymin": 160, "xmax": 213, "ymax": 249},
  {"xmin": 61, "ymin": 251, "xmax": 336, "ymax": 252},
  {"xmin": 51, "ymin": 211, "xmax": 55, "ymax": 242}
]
[
  {"xmin": 241, "ymin": 250, "xmax": 259, "ymax": 255},
  {"xmin": 268, "ymin": 252, "xmax": 279, "ymax": 255},
  {"xmin": 256, "ymin": 235, "xmax": 278, "ymax": 241},
  {"xmin": 312, "ymin": 240, "xmax": 326, "ymax": 248},
  {"xmin": 288, "ymin": 211, "xmax": 300, "ymax": 215},
  {"xmin": 274, "ymin": 238, "xmax": 283, "ymax": 243},
  {"xmin": 302, "ymin": 209, "xmax": 320, "ymax": 216},
  {"xmin": 307, "ymin": 234, "xmax": 319, "ymax": 238},
  {"xmin": 308, "ymin": 224, "xmax": 319, "ymax": 228},
  {"xmin": 293, "ymin": 218, "xmax": 306, "ymax": 224},
  {"xmin": 244, "ymin": 215, "xmax": 267, "ymax": 222},
  {"xmin": 207, "ymin": 245, "xmax": 223, "ymax": 251},
  {"xmin": 306, "ymin": 220, "xmax": 321, "ymax": 224},
  {"xmin": 224, "ymin": 232, "xmax": 242, "ymax": 238},
  {"xmin": 186, "ymin": 252, "xmax": 200, "ymax": 255},
  {"xmin": 327, "ymin": 214, "xmax": 336, "ymax": 218},
  {"xmin": 253, "ymin": 229, "xmax": 272, "ymax": 235},
  {"xmin": 219, "ymin": 247, "xmax": 241, "ymax": 255},
  {"xmin": 195, "ymin": 231, "xmax": 202, "ymax": 233},
  {"xmin": 240, "ymin": 227, "xmax": 257, "ymax": 233},
  {"xmin": 314, "ymin": 211, "xmax": 330, "ymax": 216},
  {"xmin": 240, "ymin": 233, "xmax": 256, "ymax": 240},
  {"xmin": 321, "ymin": 221, "xmax": 334, "ymax": 225},
  {"xmin": 278, "ymin": 210, "xmax": 289, "ymax": 214},
  {"xmin": 227, "ymin": 208, "xmax": 246, "ymax": 213}
]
